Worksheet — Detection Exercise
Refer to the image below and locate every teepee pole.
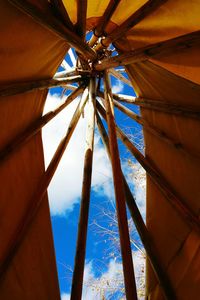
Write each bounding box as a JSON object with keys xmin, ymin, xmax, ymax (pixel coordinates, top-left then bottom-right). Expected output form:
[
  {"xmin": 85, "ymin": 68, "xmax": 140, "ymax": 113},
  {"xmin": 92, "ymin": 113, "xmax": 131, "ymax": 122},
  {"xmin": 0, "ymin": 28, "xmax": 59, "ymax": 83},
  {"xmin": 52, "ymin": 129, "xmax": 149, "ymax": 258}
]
[
  {"xmin": 96, "ymin": 100, "xmax": 200, "ymax": 232},
  {"xmin": 98, "ymin": 91, "xmax": 200, "ymax": 158},
  {"xmin": 113, "ymin": 99, "xmax": 200, "ymax": 158},
  {"xmin": 117, "ymin": 129, "xmax": 200, "ymax": 231},
  {"xmin": 109, "ymin": 93, "xmax": 200, "ymax": 120},
  {"xmin": 89, "ymin": 0, "xmax": 120, "ymax": 47},
  {"xmin": 98, "ymin": 90, "xmax": 136, "ymax": 103},
  {"xmin": 94, "ymin": 0, "xmax": 167, "ymax": 51},
  {"xmin": 0, "ymin": 86, "xmax": 84, "ymax": 164},
  {"xmin": 108, "ymin": 68, "xmax": 132, "ymax": 87},
  {"xmin": 61, "ymin": 58, "xmax": 72, "ymax": 71},
  {"xmin": 113, "ymin": 99, "xmax": 143, "ymax": 124},
  {"xmin": 0, "ymin": 89, "xmax": 89, "ymax": 278},
  {"xmin": 8, "ymin": 0, "xmax": 96, "ymax": 61},
  {"xmin": 95, "ymin": 30, "xmax": 200, "ymax": 70},
  {"xmin": 96, "ymin": 111, "xmax": 176, "ymax": 300},
  {"xmin": 76, "ymin": 0, "xmax": 87, "ymax": 39},
  {"xmin": 109, "ymin": 0, "xmax": 167, "ymax": 43},
  {"xmin": 103, "ymin": 71, "xmax": 138, "ymax": 300},
  {"xmin": 50, "ymin": 0, "xmax": 74, "ymax": 30},
  {"xmin": 54, "ymin": 69, "xmax": 76, "ymax": 78},
  {"xmin": 54, "ymin": 68, "xmax": 90, "ymax": 78},
  {"xmin": 0, "ymin": 76, "xmax": 83, "ymax": 97},
  {"xmin": 60, "ymin": 84, "xmax": 77, "ymax": 91},
  {"xmin": 70, "ymin": 78, "xmax": 96, "ymax": 300}
]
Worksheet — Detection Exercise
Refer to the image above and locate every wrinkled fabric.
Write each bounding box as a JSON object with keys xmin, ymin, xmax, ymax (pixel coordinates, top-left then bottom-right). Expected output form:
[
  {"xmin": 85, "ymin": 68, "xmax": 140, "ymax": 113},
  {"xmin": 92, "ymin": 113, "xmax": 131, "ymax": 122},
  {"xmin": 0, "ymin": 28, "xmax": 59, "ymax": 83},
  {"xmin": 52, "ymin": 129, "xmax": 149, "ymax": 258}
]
[{"xmin": 1, "ymin": 0, "xmax": 200, "ymax": 299}]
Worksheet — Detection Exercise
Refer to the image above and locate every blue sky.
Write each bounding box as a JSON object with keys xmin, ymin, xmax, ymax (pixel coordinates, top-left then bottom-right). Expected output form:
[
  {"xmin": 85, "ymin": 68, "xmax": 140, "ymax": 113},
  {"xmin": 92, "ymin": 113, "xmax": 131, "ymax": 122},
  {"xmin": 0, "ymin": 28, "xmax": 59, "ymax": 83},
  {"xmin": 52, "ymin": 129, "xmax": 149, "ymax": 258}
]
[{"xmin": 42, "ymin": 44, "xmax": 146, "ymax": 299}]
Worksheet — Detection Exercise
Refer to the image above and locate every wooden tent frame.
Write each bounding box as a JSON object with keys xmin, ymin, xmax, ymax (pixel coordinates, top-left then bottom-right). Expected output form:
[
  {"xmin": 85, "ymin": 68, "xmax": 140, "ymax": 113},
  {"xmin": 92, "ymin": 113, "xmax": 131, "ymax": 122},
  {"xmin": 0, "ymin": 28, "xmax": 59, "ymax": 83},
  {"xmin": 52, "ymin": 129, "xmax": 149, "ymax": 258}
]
[{"xmin": 2, "ymin": 1, "xmax": 200, "ymax": 300}]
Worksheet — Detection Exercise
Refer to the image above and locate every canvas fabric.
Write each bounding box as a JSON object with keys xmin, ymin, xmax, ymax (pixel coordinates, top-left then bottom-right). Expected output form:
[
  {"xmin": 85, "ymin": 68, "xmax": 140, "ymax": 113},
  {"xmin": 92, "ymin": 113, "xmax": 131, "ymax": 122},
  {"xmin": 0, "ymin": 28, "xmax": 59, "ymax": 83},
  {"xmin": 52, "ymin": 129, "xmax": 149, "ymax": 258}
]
[{"xmin": 1, "ymin": 0, "xmax": 200, "ymax": 299}]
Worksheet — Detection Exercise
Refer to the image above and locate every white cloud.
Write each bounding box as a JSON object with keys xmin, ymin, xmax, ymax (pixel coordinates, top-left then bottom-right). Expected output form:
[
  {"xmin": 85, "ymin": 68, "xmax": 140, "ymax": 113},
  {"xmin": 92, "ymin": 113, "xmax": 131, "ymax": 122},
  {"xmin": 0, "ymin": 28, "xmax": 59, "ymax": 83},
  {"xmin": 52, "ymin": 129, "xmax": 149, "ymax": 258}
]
[
  {"xmin": 121, "ymin": 158, "xmax": 146, "ymax": 220},
  {"xmin": 112, "ymin": 79, "xmax": 124, "ymax": 94},
  {"xmin": 92, "ymin": 135, "xmax": 114, "ymax": 200},
  {"xmin": 129, "ymin": 162, "xmax": 146, "ymax": 219},
  {"xmin": 61, "ymin": 293, "xmax": 70, "ymax": 300},
  {"xmin": 61, "ymin": 255, "xmax": 145, "ymax": 300},
  {"xmin": 82, "ymin": 259, "xmax": 123, "ymax": 300},
  {"xmin": 42, "ymin": 92, "xmax": 146, "ymax": 218},
  {"xmin": 82, "ymin": 254, "xmax": 145, "ymax": 300},
  {"xmin": 42, "ymin": 92, "xmax": 113, "ymax": 216}
]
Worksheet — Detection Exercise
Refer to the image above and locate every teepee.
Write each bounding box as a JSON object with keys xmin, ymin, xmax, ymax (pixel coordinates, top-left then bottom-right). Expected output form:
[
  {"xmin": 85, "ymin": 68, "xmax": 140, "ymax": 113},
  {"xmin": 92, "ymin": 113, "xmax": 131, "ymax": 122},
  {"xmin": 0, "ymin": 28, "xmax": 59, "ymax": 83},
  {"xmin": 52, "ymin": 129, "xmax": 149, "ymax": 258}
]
[{"xmin": 0, "ymin": 1, "xmax": 200, "ymax": 299}]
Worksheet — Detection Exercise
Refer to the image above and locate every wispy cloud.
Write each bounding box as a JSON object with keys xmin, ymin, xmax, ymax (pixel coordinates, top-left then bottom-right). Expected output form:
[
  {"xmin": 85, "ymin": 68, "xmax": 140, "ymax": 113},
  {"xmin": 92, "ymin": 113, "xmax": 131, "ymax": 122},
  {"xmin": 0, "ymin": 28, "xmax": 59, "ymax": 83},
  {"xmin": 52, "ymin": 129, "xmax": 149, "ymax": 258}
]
[
  {"xmin": 112, "ymin": 79, "xmax": 124, "ymax": 94},
  {"xmin": 61, "ymin": 293, "xmax": 70, "ymax": 300},
  {"xmin": 61, "ymin": 259, "xmax": 123, "ymax": 300},
  {"xmin": 42, "ymin": 92, "xmax": 113, "ymax": 216},
  {"xmin": 128, "ymin": 162, "xmax": 146, "ymax": 219},
  {"xmin": 83, "ymin": 253, "xmax": 145, "ymax": 299},
  {"xmin": 42, "ymin": 92, "xmax": 145, "ymax": 218},
  {"xmin": 61, "ymin": 254, "xmax": 145, "ymax": 300}
]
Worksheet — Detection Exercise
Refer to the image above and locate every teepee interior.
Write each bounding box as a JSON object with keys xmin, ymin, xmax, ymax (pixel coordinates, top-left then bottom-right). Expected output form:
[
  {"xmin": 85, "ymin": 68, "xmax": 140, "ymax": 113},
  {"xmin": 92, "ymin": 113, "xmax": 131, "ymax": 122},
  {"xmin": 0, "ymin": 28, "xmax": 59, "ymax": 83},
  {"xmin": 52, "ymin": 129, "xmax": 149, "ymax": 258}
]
[{"xmin": 1, "ymin": 1, "xmax": 200, "ymax": 299}]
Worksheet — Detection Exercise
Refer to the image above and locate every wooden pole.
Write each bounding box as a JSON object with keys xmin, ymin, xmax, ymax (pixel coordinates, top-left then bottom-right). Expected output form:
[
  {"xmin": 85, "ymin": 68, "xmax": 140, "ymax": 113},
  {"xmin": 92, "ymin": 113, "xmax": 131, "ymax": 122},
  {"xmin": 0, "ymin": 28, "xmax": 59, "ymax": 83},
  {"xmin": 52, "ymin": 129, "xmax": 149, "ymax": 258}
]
[
  {"xmin": 114, "ymin": 99, "xmax": 143, "ymax": 124},
  {"xmin": 61, "ymin": 59, "xmax": 73, "ymax": 71},
  {"xmin": 118, "ymin": 130, "xmax": 200, "ymax": 231},
  {"xmin": 54, "ymin": 68, "xmax": 76, "ymax": 78},
  {"xmin": 0, "ymin": 88, "xmax": 89, "ymax": 278},
  {"xmin": 96, "ymin": 100, "xmax": 200, "ymax": 232},
  {"xmin": 76, "ymin": 0, "xmax": 87, "ymax": 39},
  {"xmin": 95, "ymin": 30, "xmax": 200, "ymax": 70},
  {"xmin": 106, "ymin": 92, "xmax": 136, "ymax": 103},
  {"xmin": 8, "ymin": 0, "xmax": 96, "ymax": 61},
  {"xmin": 0, "ymin": 76, "xmax": 83, "ymax": 97},
  {"xmin": 60, "ymin": 84, "xmax": 77, "ymax": 91},
  {"xmin": 0, "ymin": 86, "xmax": 84, "ymax": 164},
  {"xmin": 103, "ymin": 71, "xmax": 138, "ymax": 300},
  {"xmin": 113, "ymin": 98, "xmax": 200, "ymax": 159},
  {"xmin": 54, "ymin": 69, "xmax": 90, "ymax": 79},
  {"xmin": 70, "ymin": 78, "xmax": 96, "ymax": 300},
  {"xmin": 108, "ymin": 68, "xmax": 132, "ymax": 87},
  {"xmin": 111, "ymin": 93, "xmax": 200, "ymax": 120},
  {"xmin": 96, "ymin": 111, "xmax": 176, "ymax": 300},
  {"xmin": 50, "ymin": 0, "xmax": 74, "ymax": 30},
  {"xmin": 98, "ymin": 91, "xmax": 198, "ymax": 157},
  {"xmin": 88, "ymin": 0, "xmax": 121, "ymax": 47},
  {"xmin": 95, "ymin": 0, "xmax": 167, "ymax": 51}
]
